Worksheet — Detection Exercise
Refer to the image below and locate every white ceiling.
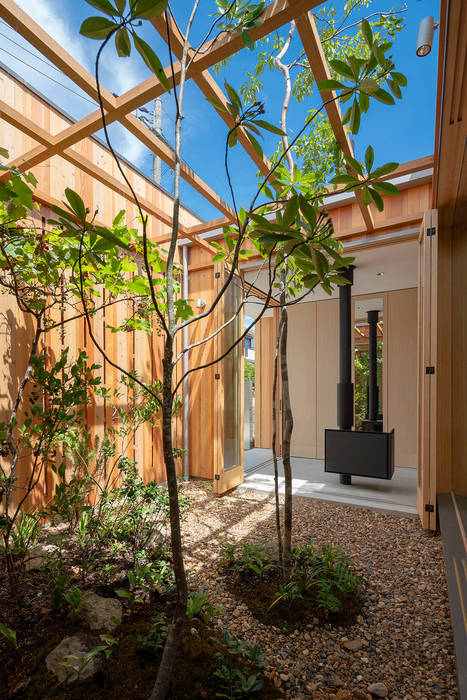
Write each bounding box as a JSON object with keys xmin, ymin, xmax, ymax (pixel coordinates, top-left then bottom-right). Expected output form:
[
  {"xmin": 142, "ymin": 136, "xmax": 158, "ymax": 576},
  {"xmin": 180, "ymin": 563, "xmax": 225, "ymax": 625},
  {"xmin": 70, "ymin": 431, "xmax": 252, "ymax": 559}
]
[{"xmin": 244, "ymin": 238, "xmax": 419, "ymax": 305}]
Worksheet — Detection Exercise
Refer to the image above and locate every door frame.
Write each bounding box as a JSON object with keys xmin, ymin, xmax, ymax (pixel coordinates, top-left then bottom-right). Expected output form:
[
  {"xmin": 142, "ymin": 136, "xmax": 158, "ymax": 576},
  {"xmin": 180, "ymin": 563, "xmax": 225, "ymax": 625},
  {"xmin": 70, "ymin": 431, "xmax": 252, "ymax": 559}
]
[
  {"xmin": 213, "ymin": 267, "xmax": 245, "ymax": 494},
  {"xmin": 417, "ymin": 210, "xmax": 438, "ymax": 529}
]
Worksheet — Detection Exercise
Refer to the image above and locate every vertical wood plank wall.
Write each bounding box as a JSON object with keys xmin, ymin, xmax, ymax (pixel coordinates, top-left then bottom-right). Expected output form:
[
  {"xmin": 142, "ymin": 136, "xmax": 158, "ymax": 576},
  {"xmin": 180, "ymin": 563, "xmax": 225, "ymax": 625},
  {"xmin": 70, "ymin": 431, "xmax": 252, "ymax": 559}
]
[
  {"xmin": 0, "ymin": 68, "xmax": 202, "ymax": 507},
  {"xmin": 256, "ymin": 289, "xmax": 418, "ymax": 467}
]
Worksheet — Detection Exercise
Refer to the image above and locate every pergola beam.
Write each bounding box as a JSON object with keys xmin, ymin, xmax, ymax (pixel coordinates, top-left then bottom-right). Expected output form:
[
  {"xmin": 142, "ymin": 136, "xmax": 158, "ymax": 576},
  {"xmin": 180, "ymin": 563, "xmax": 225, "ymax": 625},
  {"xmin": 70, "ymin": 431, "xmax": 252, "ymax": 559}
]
[{"xmin": 295, "ymin": 11, "xmax": 375, "ymax": 232}]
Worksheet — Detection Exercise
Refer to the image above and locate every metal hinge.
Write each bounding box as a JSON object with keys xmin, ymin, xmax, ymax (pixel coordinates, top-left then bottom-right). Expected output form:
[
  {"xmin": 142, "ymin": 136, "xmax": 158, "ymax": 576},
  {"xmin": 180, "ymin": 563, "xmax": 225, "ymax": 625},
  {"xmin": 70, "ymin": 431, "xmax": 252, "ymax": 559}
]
[
  {"xmin": 425, "ymin": 366, "xmax": 435, "ymax": 374},
  {"xmin": 425, "ymin": 503, "xmax": 434, "ymax": 513},
  {"xmin": 215, "ymin": 474, "xmax": 220, "ymax": 480},
  {"xmin": 215, "ymin": 373, "xmax": 220, "ymax": 380},
  {"xmin": 215, "ymin": 272, "xmax": 221, "ymax": 278},
  {"xmin": 426, "ymin": 227, "xmax": 436, "ymax": 236}
]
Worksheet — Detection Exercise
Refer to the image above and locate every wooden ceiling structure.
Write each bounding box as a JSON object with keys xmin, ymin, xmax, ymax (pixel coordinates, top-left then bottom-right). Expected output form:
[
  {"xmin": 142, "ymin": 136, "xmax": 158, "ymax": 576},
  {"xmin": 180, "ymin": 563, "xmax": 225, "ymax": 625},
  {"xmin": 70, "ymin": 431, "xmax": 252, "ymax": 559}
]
[{"xmin": 0, "ymin": 0, "xmax": 427, "ymax": 254}]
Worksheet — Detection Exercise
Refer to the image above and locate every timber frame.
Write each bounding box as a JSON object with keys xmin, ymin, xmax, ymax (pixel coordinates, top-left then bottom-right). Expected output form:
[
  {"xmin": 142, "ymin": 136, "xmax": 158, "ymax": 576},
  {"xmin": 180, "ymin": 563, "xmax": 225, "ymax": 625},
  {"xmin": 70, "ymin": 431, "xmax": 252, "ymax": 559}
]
[{"xmin": 0, "ymin": 0, "xmax": 428, "ymax": 254}]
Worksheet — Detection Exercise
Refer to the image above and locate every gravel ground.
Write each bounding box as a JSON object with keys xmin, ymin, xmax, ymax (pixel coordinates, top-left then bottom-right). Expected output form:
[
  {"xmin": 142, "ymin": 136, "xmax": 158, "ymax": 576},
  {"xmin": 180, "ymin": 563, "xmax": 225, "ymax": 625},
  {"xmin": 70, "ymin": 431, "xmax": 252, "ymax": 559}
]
[{"xmin": 181, "ymin": 481, "xmax": 458, "ymax": 700}]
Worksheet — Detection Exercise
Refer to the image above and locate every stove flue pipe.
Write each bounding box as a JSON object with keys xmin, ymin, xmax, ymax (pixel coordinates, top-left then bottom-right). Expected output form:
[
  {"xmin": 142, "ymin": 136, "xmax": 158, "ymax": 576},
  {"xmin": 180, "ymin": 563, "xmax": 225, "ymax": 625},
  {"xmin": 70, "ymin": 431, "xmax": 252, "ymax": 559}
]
[{"xmin": 337, "ymin": 266, "xmax": 354, "ymax": 485}]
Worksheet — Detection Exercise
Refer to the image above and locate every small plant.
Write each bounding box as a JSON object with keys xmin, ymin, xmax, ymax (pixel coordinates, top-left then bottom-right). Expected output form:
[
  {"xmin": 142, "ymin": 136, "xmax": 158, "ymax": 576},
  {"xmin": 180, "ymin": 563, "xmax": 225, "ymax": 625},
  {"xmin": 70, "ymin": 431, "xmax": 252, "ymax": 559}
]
[
  {"xmin": 186, "ymin": 591, "xmax": 221, "ymax": 624},
  {"xmin": 234, "ymin": 541, "xmax": 276, "ymax": 579},
  {"xmin": 137, "ymin": 613, "xmax": 170, "ymax": 656},
  {"xmin": 220, "ymin": 540, "xmax": 237, "ymax": 565},
  {"xmin": 44, "ymin": 548, "xmax": 70, "ymax": 610},
  {"xmin": 8, "ymin": 509, "xmax": 40, "ymax": 556},
  {"xmin": 0, "ymin": 622, "xmax": 18, "ymax": 649},
  {"xmin": 64, "ymin": 588, "xmax": 84, "ymax": 617},
  {"xmin": 213, "ymin": 635, "xmax": 267, "ymax": 699},
  {"xmin": 60, "ymin": 634, "xmax": 118, "ymax": 681}
]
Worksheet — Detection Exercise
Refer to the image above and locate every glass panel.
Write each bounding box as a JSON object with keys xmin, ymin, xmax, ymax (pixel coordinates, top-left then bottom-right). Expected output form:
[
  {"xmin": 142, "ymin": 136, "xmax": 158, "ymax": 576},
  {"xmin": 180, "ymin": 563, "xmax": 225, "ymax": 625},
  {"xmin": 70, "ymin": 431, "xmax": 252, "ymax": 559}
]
[
  {"xmin": 354, "ymin": 298, "xmax": 384, "ymax": 431},
  {"xmin": 223, "ymin": 276, "xmax": 242, "ymax": 470}
]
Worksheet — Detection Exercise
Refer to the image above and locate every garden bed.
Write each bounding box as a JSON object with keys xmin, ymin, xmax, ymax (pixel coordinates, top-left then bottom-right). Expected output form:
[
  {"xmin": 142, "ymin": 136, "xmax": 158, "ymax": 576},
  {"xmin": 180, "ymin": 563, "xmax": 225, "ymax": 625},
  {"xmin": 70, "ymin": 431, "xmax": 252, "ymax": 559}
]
[{"xmin": 0, "ymin": 481, "xmax": 459, "ymax": 699}]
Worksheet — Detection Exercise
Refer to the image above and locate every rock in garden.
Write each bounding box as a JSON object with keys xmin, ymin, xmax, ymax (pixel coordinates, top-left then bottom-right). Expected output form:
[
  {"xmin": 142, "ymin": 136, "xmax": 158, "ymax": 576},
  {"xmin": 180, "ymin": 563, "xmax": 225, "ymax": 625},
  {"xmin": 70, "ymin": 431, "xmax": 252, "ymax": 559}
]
[
  {"xmin": 77, "ymin": 591, "xmax": 122, "ymax": 632},
  {"xmin": 342, "ymin": 638, "xmax": 363, "ymax": 652},
  {"xmin": 45, "ymin": 633, "xmax": 103, "ymax": 684},
  {"xmin": 24, "ymin": 543, "xmax": 59, "ymax": 571},
  {"xmin": 368, "ymin": 682, "xmax": 389, "ymax": 697}
]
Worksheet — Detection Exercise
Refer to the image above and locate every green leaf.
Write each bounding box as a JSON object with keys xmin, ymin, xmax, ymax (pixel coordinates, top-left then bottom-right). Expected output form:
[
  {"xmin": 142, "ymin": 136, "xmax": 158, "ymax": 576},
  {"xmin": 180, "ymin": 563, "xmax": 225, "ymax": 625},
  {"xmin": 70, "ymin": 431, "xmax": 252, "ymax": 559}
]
[
  {"xmin": 370, "ymin": 162, "xmax": 399, "ymax": 179},
  {"xmin": 330, "ymin": 174, "xmax": 359, "ymax": 186},
  {"xmin": 365, "ymin": 145, "xmax": 374, "ymax": 173},
  {"xmin": 361, "ymin": 186, "xmax": 371, "ymax": 206},
  {"xmin": 359, "ymin": 91, "xmax": 370, "ymax": 113},
  {"xmin": 349, "ymin": 100, "xmax": 361, "ymax": 134},
  {"xmin": 212, "ymin": 252, "xmax": 227, "ymax": 262},
  {"xmin": 245, "ymin": 131, "xmax": 263, "ymax": 158},
  {"xmin": 133, "ymin": 34, "xmax": 170, "ymax": 91},
  {"xmin": 241, "ymin": 30, "xmax": 255, "ymax": 50},
  {"xmin": 282, "ymin": 195, "xmax": 299, "ymax": 227},
  {"xmin": 361, "ymin": 18, "xmax": 373, "ymax": 48},
  {"xmin": 206, "ymin": 98, "xmax": 228, "ymax": 114},
  {"xmin": 298, "ymin": 195, "xmax": 317, "ymax": 230},
  {"xmin": 372, "ymin": 88, "xmax": 395, "ymax": 106},
  {"xmin": 317, "ymin": 79, "xmax": 345, "ymax": 91},
  {"xmin": 373, "ymin": 44, "xmax": 386, "ymax": 67},
  {"xmin": 372, "ymin": 181, "xmax": 399, "ymax": 196},
  {"xmin": 344, "ymin": 154, "xmax": 363, "ymax": 176},
  {"xmin": 0, "ymin": 623, "xmax": 18, "ymax": 649},
  {"xmin": 65, "ymin": 188, "xmax": 86, "ymax": 222},
  {"xmin": 0, "ymin": 147, "xmax": 9, "ymax": 159},
  {"xmin": 228, "ymin": 129, "xmax": 238, "ymax": 148},
  {"xmin": 359, "ymin": 78, "xmax": 379, "ymax": 94},
  {"xmin": 387, "ymin": 79, "xmax": 402, "ymax": 100},
  {"xmin": 132, "ymin": 0, "xmax": 168, "ymax": 20},
  {"xmin": 93, "ymin": 225, "xmax": 131, "ymax": 250},
  {"xmin": 115, "ymin": 0, "xmax": 126, "ymax": 12},
  {"xmin": 224, "ymin": 82, "xmax": 242, "ymax": 109},
  {"xmin": 391, "ymin": 71, "xmax": 407, "ymax": 87},
  {"xmin": 251, "ymin": 119, "xmax": 286, "ymax": 136},
  {"xmin": 85, "ymin": 0, "xmax": 117, "ymax": 16},
  {"xmin": 329, "ymin": 59, "xmax": 355, "ymax": 81},
  {"xmin": 80, "ymin": 16, "xmax": 118, "ymax": 40},
  {"xmin": 115, "ymin": 26, "xmax": 131, "ymax": 57},
  {"xmin": 368, "ymin": 187, "xmax": 384, "ymax": 211}
]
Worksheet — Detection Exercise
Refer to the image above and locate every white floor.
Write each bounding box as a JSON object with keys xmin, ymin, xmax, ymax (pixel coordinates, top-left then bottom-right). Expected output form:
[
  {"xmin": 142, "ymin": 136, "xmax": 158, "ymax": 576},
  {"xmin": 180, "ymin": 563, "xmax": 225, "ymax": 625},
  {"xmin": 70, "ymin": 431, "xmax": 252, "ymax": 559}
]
[{"xmin": 240, "ymin": 455, "xmax": 418, "ymax": 515}]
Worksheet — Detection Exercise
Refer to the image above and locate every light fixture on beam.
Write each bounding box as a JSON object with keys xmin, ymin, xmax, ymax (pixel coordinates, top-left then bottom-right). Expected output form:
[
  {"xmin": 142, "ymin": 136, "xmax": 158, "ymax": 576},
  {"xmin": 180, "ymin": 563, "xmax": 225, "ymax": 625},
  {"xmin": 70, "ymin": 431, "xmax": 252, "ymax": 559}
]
[{"xmin": 416, "ymin": 16, "xmax": 439, "ymax": 57}]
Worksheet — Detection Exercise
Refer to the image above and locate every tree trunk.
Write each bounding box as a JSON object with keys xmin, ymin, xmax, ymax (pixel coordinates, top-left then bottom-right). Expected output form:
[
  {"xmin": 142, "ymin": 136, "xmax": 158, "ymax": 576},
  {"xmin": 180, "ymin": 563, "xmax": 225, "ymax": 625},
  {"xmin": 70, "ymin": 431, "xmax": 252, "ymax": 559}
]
[
  {"xmin": 149, "ymin": 343, "xmax": 188, "ymax": 700},
  {"xmin": 280, "ymin": 301, "xmax": 293, "ymax": 569},
  {"xmin": 272, "ymin": 313, "xmax": 284, "ymax": 568}
]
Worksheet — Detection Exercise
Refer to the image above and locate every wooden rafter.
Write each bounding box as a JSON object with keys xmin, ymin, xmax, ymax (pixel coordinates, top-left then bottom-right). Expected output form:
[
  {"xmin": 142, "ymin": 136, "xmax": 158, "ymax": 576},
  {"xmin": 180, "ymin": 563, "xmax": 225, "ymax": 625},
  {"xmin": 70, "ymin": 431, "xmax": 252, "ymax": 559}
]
[{"xmin": 295, "ymin": 11, "xmax": 375, "ymax": 231}]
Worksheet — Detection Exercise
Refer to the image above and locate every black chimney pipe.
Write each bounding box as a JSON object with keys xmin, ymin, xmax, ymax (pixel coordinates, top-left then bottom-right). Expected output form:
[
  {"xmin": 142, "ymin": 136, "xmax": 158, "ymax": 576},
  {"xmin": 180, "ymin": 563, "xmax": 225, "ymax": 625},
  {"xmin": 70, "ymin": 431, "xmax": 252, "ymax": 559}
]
[
  {"xmin": 367, "ymin": 309, "xmax": 379, "ymax": 422},
  {"xmin": 337, "ymin": 266, "xmax": 354, "ymax": 484}
]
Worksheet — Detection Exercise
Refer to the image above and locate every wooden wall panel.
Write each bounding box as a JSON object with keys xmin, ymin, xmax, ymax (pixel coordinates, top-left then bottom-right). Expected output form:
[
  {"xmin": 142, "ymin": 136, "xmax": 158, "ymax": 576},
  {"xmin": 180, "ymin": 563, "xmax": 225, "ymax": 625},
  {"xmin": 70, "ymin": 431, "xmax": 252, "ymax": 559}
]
[
  {"xmin": 316, "ymin": 299, "xmax": 340, "ymax": 459},
  {"xmin": 288, "ymin": 302, "xmax": 317, "ymax": 457},
  {"xmin": 386, "ymin": 288, "xmax": 418, "ymax": 467},
  {"xmin": 451, "ymin": 216, "xmax": 467, "ymax": 494},
  {"xmin": 254, "ymin": 314, "xmax": 278, "ymax": 449}
]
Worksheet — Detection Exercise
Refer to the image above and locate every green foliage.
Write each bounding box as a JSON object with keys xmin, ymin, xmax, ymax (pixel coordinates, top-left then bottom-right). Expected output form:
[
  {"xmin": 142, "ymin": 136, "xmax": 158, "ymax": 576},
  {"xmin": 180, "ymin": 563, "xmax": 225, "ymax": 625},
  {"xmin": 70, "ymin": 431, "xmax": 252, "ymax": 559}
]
[
  {"xmin": 244, "ymin": 359, "xmax": 255, "ymax": 387},
  {"xmin": 6, "ymin": 509, "xmax": 40, "ymax": 556},
  {"xmin": 44, "ymin": 548, "xmax": 70, "ymax": 611},
  {"xmin": 60, "ymin": 634, "xmax": 118, "ymax": 679},
  {"xmin": 0, "ymin": 622, "xmax": 18, "ymax": 649},
  {"xmin": 80, "ymin": 0, "xmax": 170, "ymax": 89},
  {"xmin": 64, "ymin": 588, "xmax": 85, "ymax": 614},
  {"xmin": 137, "ymin": 612, "xmax": 170, "ymax": 655},
  {"xmin": 233, "ymin": 541, "xmax": 276, "ymax": 579},
  {"xmin": 186, "ymin": 591, "xmax": 221, "ymax": 624},
  {"xmin": 211, "ymin": 1, "xmax": 265, "ymax": 51},
  {"xmin": 354, "ymin": 341, "xmax": 383, "ymax": 429},
  {"xmin": 271, "ymin": 542, "xmax": 360, "ymax": 614},
  {"xmin": 214, "ymin": 632, "xmax": 267, "ymax": 698}
]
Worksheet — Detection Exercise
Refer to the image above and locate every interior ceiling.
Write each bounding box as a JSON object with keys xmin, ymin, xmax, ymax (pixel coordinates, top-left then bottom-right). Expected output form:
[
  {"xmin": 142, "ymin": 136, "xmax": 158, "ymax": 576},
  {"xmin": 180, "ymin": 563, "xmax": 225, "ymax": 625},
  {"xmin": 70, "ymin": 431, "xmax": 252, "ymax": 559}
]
[{"xmin": 244, "ymin": 238, "xmax": 419, "ymax": 305}]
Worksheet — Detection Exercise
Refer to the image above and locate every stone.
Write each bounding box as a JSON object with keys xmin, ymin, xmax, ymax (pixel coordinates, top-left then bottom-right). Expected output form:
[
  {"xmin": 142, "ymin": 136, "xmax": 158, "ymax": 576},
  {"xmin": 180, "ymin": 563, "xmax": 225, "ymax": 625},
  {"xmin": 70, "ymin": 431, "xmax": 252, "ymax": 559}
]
[
  {"xmin": 45, "ymin": 633, "xmax": 102, "ymax": 684},
  {"xmin": 342, "ymin": 638, "xmax": 363, "ymax": 652},
  {"xmin": 24, "ymin": 543, "xmax": 59, "ymax": 571},
  {"xmin": 368, "ymin": 682, "xmax": 389, "ymax": 697},
  {"xmin": 77, "ymin": 592, "xmax": 122, "ymax": 632}
]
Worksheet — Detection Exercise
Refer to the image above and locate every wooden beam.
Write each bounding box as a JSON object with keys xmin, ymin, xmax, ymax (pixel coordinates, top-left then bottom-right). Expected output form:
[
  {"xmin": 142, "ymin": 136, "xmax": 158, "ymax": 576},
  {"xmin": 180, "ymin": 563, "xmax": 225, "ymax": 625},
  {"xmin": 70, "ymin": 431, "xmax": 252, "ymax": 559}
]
[{"xmin": 295, "ymin": 11, "xmax": 374, "ymax": 232}]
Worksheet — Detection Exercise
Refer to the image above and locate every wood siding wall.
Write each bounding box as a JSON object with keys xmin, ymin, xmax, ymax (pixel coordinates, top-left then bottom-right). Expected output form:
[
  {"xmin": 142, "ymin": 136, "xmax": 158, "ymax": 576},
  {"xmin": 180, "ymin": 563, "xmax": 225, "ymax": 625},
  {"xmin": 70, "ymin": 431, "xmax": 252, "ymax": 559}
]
[{"xmin": 0, "ymin": 69, "xmax": 201, "ymax": 507}]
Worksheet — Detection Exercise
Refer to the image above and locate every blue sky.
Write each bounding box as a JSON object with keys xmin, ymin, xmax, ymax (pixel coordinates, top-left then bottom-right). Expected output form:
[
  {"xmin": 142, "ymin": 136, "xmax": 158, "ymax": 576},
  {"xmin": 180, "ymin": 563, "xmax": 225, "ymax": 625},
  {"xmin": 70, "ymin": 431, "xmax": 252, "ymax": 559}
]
[{"xmin": 0, "ymin": 0, "xmax": 440, "ymax": 222}]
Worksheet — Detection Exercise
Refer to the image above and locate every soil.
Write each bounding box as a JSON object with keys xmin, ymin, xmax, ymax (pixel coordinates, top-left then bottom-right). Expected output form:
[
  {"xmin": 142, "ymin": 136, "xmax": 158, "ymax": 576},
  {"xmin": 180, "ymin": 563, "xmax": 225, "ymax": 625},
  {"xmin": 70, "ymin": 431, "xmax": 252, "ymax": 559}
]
[{"xmin": 223, "ymin": 563, "xmax": 364, "ymax": 629}]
